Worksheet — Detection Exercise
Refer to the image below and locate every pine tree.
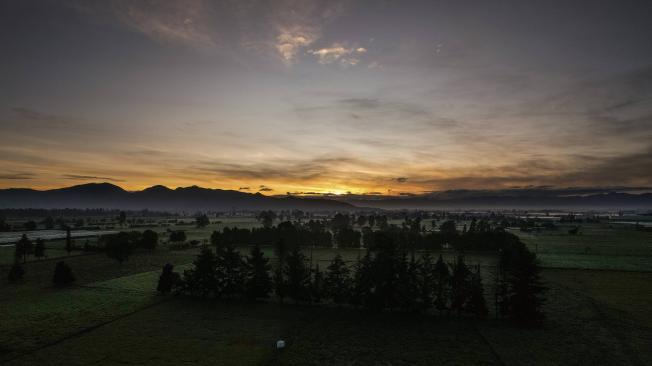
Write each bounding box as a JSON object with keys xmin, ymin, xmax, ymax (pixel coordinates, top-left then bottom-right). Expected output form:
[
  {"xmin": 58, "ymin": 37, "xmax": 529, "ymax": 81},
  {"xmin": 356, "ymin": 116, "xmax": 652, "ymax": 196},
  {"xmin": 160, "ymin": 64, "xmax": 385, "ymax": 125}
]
[
  {"xmin": 451, "ymin": 255, "xmax": 472, "ymax": 316},
  {"xmin": 311, "ymin": 264, "xmax": 324, "ymax": 303},
  {"xmin": 324, "ymin": 254, "xmax": 351, "ymax": 304},
  {"xmin": 15, "ymin": 234, "xmax": 33, "ymax": 264},
  {"xmin": 397, "ymin": 253, "xmax": 420, "ymax": 312},
  {"xmin": 215, "ymin": 244, "xmax": 245, "ymax": 298},
  {"xmin": 416, "ymin": 253, "xmax": 436, "ymax": 312},
  {"xmin": 284, "ymin": 249, "xmax": 311, "ymax": 303},
  {"xmin": 468, "ymin": 265, "xmax": 488, "ymax": 319},
  {"xmin": 245, "ymin": 245, "xmax": 272, "ymax": 300},
  {"xmin": 434, "ymin": 254, "xmax": 450, "ymax": 315},
  {"xmin": 500, "ymin": 245, "xmax": 547, "ymax": 326},
  {"xmin": 273, "ymin": 267, "xmax": 286, "ymax": 303},
  {"xmin": 182, "ymin": 246, "xmax": 218, "ymax": 298}
]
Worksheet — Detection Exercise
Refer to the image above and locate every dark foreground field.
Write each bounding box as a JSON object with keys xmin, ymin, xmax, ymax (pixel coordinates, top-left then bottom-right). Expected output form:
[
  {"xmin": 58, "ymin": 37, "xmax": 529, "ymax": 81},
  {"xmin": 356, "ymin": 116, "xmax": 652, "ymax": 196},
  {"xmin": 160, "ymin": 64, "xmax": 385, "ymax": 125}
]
[{"xmin": 2, "ymin": 247, "xmax": 651, "ymax": 366}]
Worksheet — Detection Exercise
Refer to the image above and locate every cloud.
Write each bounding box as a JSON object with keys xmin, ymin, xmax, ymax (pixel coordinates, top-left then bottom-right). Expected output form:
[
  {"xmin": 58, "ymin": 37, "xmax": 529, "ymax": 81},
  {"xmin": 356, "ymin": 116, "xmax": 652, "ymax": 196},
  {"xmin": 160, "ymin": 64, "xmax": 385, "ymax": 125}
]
[
  {"xmin": 62, "ymin": 174, "xmax": 125, "ymax": 182},
  {"xmin": 275, "ymin": 25, "xmax": 318, "ymax": 63},
  {"xmin": 258, "ymin": 185, "xmax": 274, "ymax": 192},
  {"xmin": 308, "ymin": 43, "xmax": 368, "ymax": 65},
  {"xmin": 90, "ymin": 0, "xmax": 217, "ymax": 47},
  {"xmin": 0, "ymin": 173, "xmax": 35, "ymax": 180},
  {"xmin": 10, "ymin": 107, "xmax": 72, "ymax": 129},
  {"xmin": 395, "ymin": 177, "xmax": 408, "ymax": 183},
  {"xmin": 72, "ymin": 0, "xmax": 352, "ymax": 64},
  {"xmin": 238, "ymin": 186, "xmax": 250, "ymax": 190}
]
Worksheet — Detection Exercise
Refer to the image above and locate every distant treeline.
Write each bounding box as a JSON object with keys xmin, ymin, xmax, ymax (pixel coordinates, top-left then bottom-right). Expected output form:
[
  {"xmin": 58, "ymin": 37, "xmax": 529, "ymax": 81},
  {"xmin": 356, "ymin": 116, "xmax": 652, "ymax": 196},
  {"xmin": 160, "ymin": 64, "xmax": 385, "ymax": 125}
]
[{"xmin": 211, "ymin": 216, "xmax": 524, "ymax": 252}]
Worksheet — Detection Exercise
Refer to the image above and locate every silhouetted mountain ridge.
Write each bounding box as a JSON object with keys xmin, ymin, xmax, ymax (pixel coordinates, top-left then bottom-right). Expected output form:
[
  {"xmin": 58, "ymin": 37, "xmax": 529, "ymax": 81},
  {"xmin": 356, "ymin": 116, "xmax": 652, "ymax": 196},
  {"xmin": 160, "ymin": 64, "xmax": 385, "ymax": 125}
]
[{"xmin": 0, "ymin": 183, "xmax": 354, "ymax": 211}]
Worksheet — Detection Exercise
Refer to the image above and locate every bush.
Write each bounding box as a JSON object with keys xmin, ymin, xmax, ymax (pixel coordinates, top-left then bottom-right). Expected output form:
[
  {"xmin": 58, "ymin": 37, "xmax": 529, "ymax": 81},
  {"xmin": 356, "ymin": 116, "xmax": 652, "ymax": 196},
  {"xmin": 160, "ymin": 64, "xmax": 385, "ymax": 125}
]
[
  {"xmin": 8, "ymin": 263, "xmax": 25, "ymax": 282},
  {"xmin": 141, "ymin": 229, "xmax": 159, "ymax": 249},
  {"xmin": 103, "ymin": 232, "xmax": 135, "ymax": 263},
  {"xmin": 157, "ymin": 263, "xmax": 181, "ymax": 294},
  {"xmin": 53, "ymin": 261, "xmax": 75, "ymax": 286},
  {"xmin": 169, "ymin": 230, "xmax": 187, "ymax": 242}
]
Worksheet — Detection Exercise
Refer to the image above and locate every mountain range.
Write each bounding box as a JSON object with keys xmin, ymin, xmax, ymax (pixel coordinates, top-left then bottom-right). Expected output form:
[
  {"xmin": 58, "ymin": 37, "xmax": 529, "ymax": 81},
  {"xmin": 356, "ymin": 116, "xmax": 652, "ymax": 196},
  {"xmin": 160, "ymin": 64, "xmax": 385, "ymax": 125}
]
[
  {"xmin": 0, "ymin": 183, "xmax": 354, "ymax": 212},
  {"xmin": 1, "ymin": 183, "xmax": 651, "ymax": 211}
]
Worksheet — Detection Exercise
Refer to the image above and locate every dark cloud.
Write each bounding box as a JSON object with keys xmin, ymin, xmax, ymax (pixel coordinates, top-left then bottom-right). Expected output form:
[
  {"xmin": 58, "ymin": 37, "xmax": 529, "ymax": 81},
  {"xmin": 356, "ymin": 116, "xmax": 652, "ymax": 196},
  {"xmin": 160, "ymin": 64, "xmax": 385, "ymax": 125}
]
[
  {"xmin": 395, "ymin": 177, "xmax": 408, "ymax": 183},
  {"xmin": 0, "ymin": 173, "xmax": 35, "ymax": 180},
  {"xmin": 10, "ymin": 107, "xmax": 72, "ymax": 129},
  {"xmin": 238, "ymin": 186, "xmax": 250, "ymax": 190},
  {"xmin": 62, "ymin": 174, "xmax": 125, "ymax": 182}
]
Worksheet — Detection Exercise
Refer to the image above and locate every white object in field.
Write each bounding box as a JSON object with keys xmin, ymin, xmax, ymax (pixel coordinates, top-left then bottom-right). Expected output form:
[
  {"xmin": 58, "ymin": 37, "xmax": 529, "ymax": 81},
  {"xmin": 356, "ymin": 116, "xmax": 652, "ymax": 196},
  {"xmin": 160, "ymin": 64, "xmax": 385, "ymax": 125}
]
[{"xmin": 276, "ymin": 340, "xmax": 286, "ymax": 349}]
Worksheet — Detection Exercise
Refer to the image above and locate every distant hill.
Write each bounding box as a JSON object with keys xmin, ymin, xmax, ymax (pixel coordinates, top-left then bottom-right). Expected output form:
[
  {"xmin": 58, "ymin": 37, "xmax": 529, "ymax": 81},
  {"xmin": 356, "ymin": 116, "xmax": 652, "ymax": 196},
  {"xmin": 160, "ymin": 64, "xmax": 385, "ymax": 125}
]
[
  {"xmin": 330, "ymin": 189, "xmax": 652, "ymax": 210},
  {"xmin": 0, "ymin": 183, "xmax": 355, "ymax": 212}
]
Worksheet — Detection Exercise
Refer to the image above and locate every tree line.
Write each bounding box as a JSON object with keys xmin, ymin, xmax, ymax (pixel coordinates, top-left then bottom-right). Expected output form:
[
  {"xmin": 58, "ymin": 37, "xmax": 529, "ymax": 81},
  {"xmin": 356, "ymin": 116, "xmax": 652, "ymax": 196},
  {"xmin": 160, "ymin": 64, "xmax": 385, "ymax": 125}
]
[{"xmin": 160, "ymin": 226, "xmax": 546, "ymax": 326}]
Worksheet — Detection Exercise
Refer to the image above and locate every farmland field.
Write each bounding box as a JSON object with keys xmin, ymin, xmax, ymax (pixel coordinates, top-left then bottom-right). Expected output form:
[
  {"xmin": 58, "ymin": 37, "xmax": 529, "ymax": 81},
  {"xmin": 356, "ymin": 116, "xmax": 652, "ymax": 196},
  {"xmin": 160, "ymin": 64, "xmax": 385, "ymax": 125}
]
[
  {"xmin": 2, "ymin": 216, "xmax": 652, "ymax": 365},
  {"xmin": 2, "ymin": 236, "xmax": 652, "ymax": 365},
  {"xmin": 512, "ymin": 222, "xmax": 652, "ymax": 271}
]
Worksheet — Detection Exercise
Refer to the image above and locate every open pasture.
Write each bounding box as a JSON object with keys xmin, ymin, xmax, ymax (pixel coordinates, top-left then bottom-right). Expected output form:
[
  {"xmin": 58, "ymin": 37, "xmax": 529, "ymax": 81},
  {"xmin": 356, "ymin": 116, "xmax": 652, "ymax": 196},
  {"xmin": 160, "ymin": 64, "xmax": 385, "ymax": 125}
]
[{"xmin": 513, "ymin": 222, "xmax": 652, "ymax": 271}]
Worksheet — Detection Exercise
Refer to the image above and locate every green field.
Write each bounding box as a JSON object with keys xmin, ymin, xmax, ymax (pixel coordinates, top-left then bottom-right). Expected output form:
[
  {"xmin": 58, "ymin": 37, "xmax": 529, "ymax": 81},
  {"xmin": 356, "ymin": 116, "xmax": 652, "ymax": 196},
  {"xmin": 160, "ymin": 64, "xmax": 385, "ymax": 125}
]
[
  {"xmin": 2, "ymin": 218, "xmax": 652, "ymax": 364},
  {"xmin": 512, "ymin": 222, "xmax": 652, "ymax": 271},
  {"xmin": 2, "ymin": 241, "xmax": 652, "ymax": 365}
]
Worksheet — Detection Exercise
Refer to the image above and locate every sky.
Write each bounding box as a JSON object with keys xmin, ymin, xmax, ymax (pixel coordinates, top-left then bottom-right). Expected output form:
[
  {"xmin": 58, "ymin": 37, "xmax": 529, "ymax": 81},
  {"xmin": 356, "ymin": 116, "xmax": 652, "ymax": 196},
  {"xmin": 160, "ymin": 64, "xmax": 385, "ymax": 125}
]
[{"xmin": 1, "ymin": 0, "xmax": 652, "ymax": 195}]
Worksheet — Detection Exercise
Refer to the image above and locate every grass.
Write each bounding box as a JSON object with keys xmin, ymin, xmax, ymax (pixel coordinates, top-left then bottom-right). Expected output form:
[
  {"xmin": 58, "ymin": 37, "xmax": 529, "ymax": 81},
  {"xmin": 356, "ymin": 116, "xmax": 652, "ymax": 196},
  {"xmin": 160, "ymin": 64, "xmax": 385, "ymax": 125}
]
[
  {"xmin": 5, "ymin": 268, "xmax": 652, "ymax": 365},
  {"xmin": 2, "ymin": 219, "xmax": 652, "ymax": 364},
  {"xmin": 513, "ymin": 222, "xmax": 652, "ymax": 271}
]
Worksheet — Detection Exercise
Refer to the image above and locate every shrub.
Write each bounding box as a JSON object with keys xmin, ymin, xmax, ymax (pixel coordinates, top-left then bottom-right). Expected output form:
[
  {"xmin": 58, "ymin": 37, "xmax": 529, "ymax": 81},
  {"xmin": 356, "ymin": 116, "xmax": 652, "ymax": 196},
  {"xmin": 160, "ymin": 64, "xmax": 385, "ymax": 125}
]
[
  {"xmin": 157, "ymin": 263, "xmax": 181, "ymax": 294},
  {"xmin": 103, "ymin": 232, "xmax": 135, "ymax": 263},
  {"xmin": 141, "ymin": 229, "xmax": 159, "ymax": 249},
  {"xmin": 53, "ymin": 261, "xmax": 75, "ymax": 286}
]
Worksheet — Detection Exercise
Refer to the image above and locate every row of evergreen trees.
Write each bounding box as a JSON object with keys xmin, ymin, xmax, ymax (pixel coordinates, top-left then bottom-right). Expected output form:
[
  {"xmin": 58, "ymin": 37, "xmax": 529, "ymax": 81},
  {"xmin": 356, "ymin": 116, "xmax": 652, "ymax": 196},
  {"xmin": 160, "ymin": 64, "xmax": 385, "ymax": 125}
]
[{"xmin": 159, "ymin": 231, "xmax": 545, "ymax": 325}]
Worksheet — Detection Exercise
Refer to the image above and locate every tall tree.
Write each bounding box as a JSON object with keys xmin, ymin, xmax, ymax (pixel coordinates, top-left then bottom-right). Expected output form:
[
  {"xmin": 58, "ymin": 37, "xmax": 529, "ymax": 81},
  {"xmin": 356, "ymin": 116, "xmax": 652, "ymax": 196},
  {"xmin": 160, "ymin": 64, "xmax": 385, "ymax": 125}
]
[
  {"xmin": 416, "ymin": 253, "xmax": 436, "ymax": 312},
  {"xmin": 311, "ymin": 264, "xmax": 324, "ymax": 303},
  {"xmin": 450, "ymin": 255, "xmax": 472, "ymax": 316},
  {"xmin": 434, "ymin": 254, "xmax": 450, "ymax": 315},
  {"xmin": 283, "ymin": 249, "xmax": 311, "ymax": 303},
  {"xmin": 324, "ymin": 254, "xmax": 351, "ymax": 304},
  {"xmin": 15, "ymin": 234, "xmax": 33, "ymax": 264},
  {"xmin": 215, "ymin": 244, "xmax": 245, "ymax": 298},
  {"xmin": 467, "ymin": 265, "xmax": 489, "ymax": 319},
  {"xmin": 499, "ymin": 245, "xmax": 547, "ymax": 326},
  {"xmin": 245, "ymin": 245, "xmax": 272, "ymax": 300},
  {"xmin": 182, "ymin": 247, "xmax": 218, "ymax": 298}
]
